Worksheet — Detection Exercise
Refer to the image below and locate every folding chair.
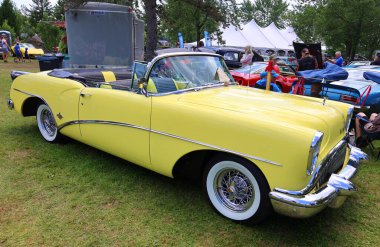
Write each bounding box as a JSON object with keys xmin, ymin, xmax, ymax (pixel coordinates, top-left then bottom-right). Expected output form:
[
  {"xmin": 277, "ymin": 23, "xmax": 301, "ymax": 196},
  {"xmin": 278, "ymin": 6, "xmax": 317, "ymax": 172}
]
[{"xmin": 356, "ymin": 115, "xmax": 380, "ymax": 160}]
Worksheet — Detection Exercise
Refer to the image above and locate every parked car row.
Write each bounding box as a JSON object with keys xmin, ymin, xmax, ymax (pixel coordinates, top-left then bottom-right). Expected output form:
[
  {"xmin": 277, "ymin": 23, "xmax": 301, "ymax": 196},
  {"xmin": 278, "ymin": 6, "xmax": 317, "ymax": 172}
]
[
  {"xmin": 299, "ymin": 65, "xmax": 380, "ymax": 115},
  {"xmin": 11, "ymin": 43, "xmax": 45, "ymax": 58},
  {"xmin": 211, "ymin": 46, "xmax": 264, "ymax": 69},
  {"xmin": 230, "ymin": 61, "xmax": 380, "ymax": 116},
  {"xmin": 229, "ymin": 62, "xmax": 297, "ymax": 92}
]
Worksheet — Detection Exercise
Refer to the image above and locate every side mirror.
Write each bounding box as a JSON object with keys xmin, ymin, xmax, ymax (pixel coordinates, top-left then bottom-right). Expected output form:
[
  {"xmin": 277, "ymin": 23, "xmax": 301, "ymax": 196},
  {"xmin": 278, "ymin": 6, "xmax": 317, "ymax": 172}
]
[
  {"xmin": 138, "ymin": 77, "xmax": 147, "ymax": 85},
  {"xmin": 137, "ymin": 77, "xmax": 148, "ymax": 96}
]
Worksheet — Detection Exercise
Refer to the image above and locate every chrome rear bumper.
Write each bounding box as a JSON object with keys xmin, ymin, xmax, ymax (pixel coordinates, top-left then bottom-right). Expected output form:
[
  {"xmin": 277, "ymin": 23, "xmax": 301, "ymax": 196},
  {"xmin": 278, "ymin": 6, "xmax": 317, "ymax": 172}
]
[
  {"xmin": 7, "ymin": 99, "xmax": 14, "ymax": 110},
  {"xmin": 269, "ymin": 146, "xmax": 367, "ymax": 218}
]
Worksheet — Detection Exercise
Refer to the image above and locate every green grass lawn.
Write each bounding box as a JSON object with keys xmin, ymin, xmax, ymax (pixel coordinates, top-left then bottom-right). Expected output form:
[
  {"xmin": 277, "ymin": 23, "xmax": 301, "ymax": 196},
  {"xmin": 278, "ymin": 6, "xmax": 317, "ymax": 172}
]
[{"xmin": 0, "ymin": 62, "xmax": 379, "ymax": 246}]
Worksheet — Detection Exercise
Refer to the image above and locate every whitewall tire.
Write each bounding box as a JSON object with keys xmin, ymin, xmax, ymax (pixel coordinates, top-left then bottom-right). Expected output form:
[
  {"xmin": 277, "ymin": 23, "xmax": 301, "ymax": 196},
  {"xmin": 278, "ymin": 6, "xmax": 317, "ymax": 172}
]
[
  {"xmin": 36, "ymin": 104, "xmax": 61, "ymax": 142},
  {"xmin": 203, "ymin": 155, "xmax": 272, "ymax": 224}
]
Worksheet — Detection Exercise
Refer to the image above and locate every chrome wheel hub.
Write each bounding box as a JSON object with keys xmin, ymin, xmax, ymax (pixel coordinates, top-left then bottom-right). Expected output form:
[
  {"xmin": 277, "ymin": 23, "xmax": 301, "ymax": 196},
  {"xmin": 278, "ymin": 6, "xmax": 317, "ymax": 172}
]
[
  {"xmin": 41, "ymin": 109, "xmax": 56, "ymax": 136},
  {"xmin": 214, "ymin": 169, "xmax": 255, "ymax": 212}
]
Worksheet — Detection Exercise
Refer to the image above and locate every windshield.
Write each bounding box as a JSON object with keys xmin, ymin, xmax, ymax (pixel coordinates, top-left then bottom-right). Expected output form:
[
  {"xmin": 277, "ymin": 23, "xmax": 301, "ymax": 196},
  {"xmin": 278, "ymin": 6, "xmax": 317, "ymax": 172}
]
[
  {"xmin": 23, "ymin": 43, "xmax": 35, "ymax": 48},
  {"xmin": 148, "ymin": 55, "xmax": 234, "ymax": 93},
  {"xmin": 233, "ymin": 64, "xmax": 266, "ymax": 74}
]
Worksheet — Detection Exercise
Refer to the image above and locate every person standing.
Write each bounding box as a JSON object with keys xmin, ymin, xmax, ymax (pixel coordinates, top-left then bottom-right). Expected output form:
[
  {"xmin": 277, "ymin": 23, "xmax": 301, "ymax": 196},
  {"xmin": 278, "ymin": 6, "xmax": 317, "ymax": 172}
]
[
  {"xmin": 296, "ymin": 48, "xmax": 320, "ymax": 98},
  {"xmin": 240, "ymin": 45, "xmax": 253, "ymax": 67},
  {"xmin": 1, "ymin": 35, "xmax": 11, "ymax": 63},
  {"xmin": 296, "ymin": 48, "xmax": 318, "ymax": 72},
  {"xmin": 327, "ymin": 51, "xmax": 344, "ymax": 67},
  {"xmin": 24, "ymin": 47, "xmax": 31, "ymax": 62},
  {"xmin": 13, "ymin": 43, "xmax": 23, "ymax": 63}
]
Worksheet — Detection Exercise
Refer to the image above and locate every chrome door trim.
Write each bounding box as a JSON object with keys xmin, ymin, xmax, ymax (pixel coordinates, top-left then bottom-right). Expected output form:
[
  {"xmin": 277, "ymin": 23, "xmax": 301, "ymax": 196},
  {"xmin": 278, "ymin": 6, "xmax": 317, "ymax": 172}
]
[
  {"xmin": 13, "ymin": 88, "xmax": 49, "ymax": 106},
  {"xmin": 59, "ymin": 119, "xmax": 282, "ymax": 167}
]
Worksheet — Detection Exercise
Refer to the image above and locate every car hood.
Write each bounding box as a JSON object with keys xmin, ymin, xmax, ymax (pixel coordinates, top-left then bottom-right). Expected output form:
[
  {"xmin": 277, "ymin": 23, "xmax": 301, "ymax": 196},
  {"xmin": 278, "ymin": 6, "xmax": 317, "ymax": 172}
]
[{"xmin": 177, "ymin": 85, "xmax": 348, "ymax": 148}]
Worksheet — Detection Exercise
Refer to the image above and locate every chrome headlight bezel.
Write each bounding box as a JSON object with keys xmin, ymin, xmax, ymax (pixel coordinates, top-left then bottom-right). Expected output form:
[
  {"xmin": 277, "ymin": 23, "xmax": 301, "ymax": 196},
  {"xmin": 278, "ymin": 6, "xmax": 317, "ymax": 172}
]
[
  {"xmin": 307, "ymin": 131, "xmax": 324, "ymax": 176},
  {"xmin": 346, "ymin": 106, "xmax": 354, "ymax": 132}
]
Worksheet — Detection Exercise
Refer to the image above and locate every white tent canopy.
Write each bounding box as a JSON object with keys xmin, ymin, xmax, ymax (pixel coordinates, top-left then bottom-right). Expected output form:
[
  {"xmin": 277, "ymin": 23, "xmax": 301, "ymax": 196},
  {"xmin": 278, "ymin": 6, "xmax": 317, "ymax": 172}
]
[
  {"xmin": 279, "ymin": 26, "xmax": 300, "ymax": 46},
  {"xmin": 217, "ymin": 25, "xmax": 251, "ymax": 47},
  {"xmin": 186, "ymin": 25, "xmax": 250, "ymax": 47},
  {"xmin": 241, "ymin": 20, "xmax": 274, "ymax": 49},
  {"xmin": 261, "ymin": 22, "xmax": 293, "ymax": 50},
  {"xmin": 186, "ymin": 20, "xmax": 302, "ymax": 51}
]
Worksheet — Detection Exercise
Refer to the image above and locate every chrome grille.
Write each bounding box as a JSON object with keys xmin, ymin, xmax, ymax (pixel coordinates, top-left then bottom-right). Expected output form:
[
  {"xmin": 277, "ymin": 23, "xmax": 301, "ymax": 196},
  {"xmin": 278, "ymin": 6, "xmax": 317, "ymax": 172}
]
[{"xmin": 317, "ymin": 141, "xmax": 348, "ymax": 187}]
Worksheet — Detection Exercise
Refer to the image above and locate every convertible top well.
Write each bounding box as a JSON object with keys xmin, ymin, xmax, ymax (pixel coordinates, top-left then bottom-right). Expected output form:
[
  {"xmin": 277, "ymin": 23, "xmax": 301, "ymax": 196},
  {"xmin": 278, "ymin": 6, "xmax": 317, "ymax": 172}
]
[{"xmin": 48, "ymin": 68, "xmax": 133, "ymax": 90}]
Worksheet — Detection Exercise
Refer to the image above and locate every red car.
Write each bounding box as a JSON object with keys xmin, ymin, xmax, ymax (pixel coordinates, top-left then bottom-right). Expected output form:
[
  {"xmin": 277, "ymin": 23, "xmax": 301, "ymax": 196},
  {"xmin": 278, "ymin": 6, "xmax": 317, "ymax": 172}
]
[{"xmin": 230, "ymin": 62, "xmax": 298, "ymax": 92}]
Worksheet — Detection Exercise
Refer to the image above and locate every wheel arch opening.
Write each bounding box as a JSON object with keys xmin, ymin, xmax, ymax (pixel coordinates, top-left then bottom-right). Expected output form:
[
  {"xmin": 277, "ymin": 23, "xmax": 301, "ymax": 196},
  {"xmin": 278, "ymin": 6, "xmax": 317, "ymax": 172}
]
[
  {"xmin": 22, "ymin": 97, "xmax": 44, "ymax": 117},
  {"xmin": 172, "ymin": 150, "xmax": 267, "ymax": 183}
]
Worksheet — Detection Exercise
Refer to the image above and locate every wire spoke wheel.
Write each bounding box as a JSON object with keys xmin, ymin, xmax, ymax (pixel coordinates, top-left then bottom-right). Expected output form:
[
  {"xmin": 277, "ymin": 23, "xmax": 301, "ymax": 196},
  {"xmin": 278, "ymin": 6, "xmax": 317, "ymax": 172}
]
[
  {"xmin": 215, "ymin": 169, "xmax": 254, "ymax": 212},
  {"xmin": 41, "ymin": 108, "xmax": 56, "ymax": 137},
  {"xmin": 36, "ymin": 104, "xmax": 60, "ymax": 142}
]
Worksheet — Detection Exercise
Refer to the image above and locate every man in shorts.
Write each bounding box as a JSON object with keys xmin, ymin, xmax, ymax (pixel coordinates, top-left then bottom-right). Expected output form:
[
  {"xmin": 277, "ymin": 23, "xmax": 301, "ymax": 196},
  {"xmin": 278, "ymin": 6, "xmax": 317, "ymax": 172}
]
[{"xmin": 13, "ymin": 43, "xmax": 24, "ymax": 62}]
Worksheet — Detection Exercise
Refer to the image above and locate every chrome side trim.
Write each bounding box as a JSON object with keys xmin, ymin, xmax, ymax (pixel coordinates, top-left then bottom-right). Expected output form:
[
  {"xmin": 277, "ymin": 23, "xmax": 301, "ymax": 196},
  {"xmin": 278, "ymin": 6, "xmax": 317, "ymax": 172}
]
[
  {"xmin": 13, "ymin": 88, "xmax": 50, "ymax": 116},
  {"xmin": 150, "ymin": 129, "xmax": 282, "ymax": 166},
  {"xmin": 58, "ymin": 120, "xmax": 282, "ymax": 167},
  {"xmin": 58, "ymin": 120, "xmax": 150, "ymax": 132},
  {"xmin": 274, "ymin": 139, "xmax": 349, "ymax": 196},
  {"xmin": 13, "ymin": 88, "xmax": 48, "ymax": 105}
]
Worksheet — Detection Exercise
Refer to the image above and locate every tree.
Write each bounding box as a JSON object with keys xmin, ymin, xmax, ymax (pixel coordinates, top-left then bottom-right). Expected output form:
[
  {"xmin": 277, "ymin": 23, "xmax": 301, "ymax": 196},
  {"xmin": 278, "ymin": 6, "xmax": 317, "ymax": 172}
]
[
  {"xmin": 36, "ymin": 22, "xmax": 62, "ymax": 51},
  {"xmin": 0, "ymin": 20, "xmax": 16, "ymax": 40},
  {"xmin": 320, "ymin": 0, "xmax": 380, "ymax": 60},
  {"xmin": 0, "ymin": 0, "xmax": 18, "ymax": 33},
  {"xmin": 53, "ymin": 0, "xmax": 66, "ymax": 20},
  {"xmin": 288, "ymin": 0, "xmax": 380, "ymax": 60},
  {"xmin": 253, "ymin": 0, "xmax": 288, "ymax": 28},
  {"xmin": 286, "ymin": 0, "xmax": 324, "ymax": 43},
  {"xmin": 239, "ymin": 0, "xmax": 255, "ymax": 23},
  {"xmin": 24, "ymin": 0, "xmax": 53, "ymax": 25},
  {"xmin": 161, "ymin": 0, "xmax": 239, "ymax": 45},
  {"xmin": 143, "ymin": 0, "xmax": 158, "ymax": 61}
]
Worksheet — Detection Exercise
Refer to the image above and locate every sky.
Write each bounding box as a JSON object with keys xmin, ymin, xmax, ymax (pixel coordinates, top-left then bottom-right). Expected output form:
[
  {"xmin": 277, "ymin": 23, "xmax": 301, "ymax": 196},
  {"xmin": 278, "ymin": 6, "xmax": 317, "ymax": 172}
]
[{"xmin": 14, "ymin": 0, "xmax": 58, "ymax": 9}]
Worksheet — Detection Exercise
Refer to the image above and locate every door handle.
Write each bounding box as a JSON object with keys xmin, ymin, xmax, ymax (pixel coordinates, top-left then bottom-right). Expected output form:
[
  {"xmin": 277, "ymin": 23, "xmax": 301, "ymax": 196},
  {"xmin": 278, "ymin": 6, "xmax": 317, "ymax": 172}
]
[{"xmin": 80, "ymin": 93, "xmax": 92, "ymax": 97}]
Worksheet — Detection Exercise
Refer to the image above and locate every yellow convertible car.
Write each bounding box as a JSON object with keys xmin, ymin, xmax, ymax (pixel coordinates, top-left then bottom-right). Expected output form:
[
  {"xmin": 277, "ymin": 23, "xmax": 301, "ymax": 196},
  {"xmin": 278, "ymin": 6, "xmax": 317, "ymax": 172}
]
[
  {"xmin": 8, "ymin": 52, "xmax": 367, "ymax": 224},
  {"xmin": 11, "ymin": 43, "xmax": 44, "ymax": 58}
]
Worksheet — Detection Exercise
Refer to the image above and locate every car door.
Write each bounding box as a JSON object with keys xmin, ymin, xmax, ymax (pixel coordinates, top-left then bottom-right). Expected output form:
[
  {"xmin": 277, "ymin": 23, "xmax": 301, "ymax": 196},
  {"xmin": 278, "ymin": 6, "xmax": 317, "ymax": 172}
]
[{"xmin": 78, "ymin": 87, "xmax": 152, "ymax": 167}]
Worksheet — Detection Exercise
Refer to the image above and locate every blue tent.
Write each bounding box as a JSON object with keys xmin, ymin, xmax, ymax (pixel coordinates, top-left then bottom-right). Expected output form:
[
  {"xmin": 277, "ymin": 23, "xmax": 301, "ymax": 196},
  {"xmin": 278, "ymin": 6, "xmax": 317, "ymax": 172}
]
[{"xmin": 296, "ymin": 62, "xmax": 349, "ymax": 84}]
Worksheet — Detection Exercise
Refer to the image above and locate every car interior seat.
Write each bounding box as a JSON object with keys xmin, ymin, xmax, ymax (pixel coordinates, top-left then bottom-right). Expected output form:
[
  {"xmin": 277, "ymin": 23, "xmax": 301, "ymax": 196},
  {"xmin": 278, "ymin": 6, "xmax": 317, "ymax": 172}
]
[{"xmin": 150, "ymin": 77, "xmax": 178, "ymax": 93}]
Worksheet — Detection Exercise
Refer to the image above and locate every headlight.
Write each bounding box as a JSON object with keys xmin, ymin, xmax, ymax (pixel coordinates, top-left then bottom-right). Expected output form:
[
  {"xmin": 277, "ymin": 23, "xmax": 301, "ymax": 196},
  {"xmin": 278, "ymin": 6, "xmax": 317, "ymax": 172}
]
[
  {"xmin": 346, "ymin": 106, "xmax": 354, "ymax": 132},
  {"xmin": 307, "ymin": 131, "xmax": 324, "ymax": 176}
]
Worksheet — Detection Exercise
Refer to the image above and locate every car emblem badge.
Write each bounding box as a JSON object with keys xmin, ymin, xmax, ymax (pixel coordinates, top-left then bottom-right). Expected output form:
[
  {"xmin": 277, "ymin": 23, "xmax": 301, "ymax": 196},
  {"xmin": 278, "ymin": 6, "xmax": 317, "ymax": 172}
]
[{"xmin": 57, "ymin": 112, "xmax": 63, "ymax": 120}]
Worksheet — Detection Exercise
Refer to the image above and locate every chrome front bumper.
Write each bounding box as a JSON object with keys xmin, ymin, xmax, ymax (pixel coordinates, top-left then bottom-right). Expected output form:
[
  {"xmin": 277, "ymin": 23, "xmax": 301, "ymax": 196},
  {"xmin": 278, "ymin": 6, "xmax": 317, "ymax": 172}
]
[{"xmin": 269, "ymin": 145, "xmax": 367, "ymax": 218}]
